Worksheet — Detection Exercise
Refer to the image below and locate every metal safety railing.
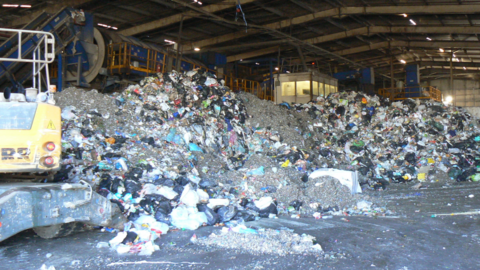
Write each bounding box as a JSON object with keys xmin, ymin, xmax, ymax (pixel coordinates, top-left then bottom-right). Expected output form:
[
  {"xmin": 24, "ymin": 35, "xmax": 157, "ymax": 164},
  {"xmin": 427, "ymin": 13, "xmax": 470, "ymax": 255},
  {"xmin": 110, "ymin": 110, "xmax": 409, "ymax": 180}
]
[
  {"xmin": 107, "ymin": 42, "xmax": 274, "ymax": 101},
  {"xmin": 378, "ymin": 86, "xmax": 442, "ymax": 102},
  {"xmin": 222, "ymin": 74, "xmax": 274, "ymax": 101},
  {"xmin": 107, "ymin": 42, "xmax": 166, "ymax": 75},
  {"xmin": 0, "ymin": 28, "xmax": 55, "ymax": 94}
]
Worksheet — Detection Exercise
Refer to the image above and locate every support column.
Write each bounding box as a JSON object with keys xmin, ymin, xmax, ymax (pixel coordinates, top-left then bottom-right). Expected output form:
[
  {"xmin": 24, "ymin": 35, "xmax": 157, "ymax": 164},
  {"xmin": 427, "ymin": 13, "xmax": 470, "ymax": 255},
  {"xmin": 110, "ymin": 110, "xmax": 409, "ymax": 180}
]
[
  {"xmin": 390, "ymin": 55, "xmax": 394, "ymax": 89},
  {"xmin": 450, "ymin": 48, "xmax": 454, "ymax": 104},
  {"xmin": 296, "ymin": 46, "xmax": 307, "ymax": 72},
  {"xmin": 57, "ymin": 53, "xmax": 64, "ymax": 92},
  {"xmin": 175, "ymin": 15, "xmax": 185, "ymax": 72}
]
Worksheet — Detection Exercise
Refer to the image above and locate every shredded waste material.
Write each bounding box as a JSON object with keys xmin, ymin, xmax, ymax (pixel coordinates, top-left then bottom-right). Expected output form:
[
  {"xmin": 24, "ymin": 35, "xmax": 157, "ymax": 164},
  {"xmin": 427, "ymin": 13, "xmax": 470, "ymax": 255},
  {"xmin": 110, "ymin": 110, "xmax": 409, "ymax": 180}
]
[
  {"xmin": 196, "ymin": 225, "xmax": 323, "ymax": 256},
  {"xmin": 54, "ymin": 69, "xmax": 478, "ymax": 255}
]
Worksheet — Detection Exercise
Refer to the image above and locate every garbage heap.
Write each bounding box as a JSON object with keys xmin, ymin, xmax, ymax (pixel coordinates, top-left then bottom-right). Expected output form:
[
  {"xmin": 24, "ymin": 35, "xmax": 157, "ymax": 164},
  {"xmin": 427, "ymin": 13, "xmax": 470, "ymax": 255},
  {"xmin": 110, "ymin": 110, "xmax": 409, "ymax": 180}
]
[
  {"xmin": 282, "ymin": 92, "xmax": 480, "ymax": 187},
  {"xmin": 56, "ymin": 70, "xmax": 369, "ymax": 256}
]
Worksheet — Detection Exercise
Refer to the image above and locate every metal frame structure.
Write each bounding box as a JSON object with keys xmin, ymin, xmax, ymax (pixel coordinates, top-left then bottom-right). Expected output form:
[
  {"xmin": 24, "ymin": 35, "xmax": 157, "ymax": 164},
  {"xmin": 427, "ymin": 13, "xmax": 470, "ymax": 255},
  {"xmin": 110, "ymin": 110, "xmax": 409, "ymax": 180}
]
[{"xmin": 0, "ymin": 28, "xmax": 55, "ymax": 94}]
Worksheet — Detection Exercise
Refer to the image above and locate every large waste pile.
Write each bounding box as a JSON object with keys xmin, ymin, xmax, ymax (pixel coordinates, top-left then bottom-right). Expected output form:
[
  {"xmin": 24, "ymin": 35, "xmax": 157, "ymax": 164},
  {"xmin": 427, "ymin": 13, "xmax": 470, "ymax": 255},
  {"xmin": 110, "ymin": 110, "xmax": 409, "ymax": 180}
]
[
  {"xmin": 285, "ymin": 93, "xmax": 480, "ymax": 186},
  {"xmin": 54, "ymin": 69, "xmax": 478, "ymax": 255},
  {"xmin": 55, "ymin": 70, "xmax": 371, "ymax": 255}
]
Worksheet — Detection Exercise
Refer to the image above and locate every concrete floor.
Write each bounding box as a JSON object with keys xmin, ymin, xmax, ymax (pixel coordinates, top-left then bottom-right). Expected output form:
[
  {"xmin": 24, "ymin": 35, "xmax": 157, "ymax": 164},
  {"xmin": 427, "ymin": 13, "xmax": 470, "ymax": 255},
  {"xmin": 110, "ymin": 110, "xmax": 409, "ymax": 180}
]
[{"xmin": 1, "ymin": 182, "xmax": 480, "ymax": 270}]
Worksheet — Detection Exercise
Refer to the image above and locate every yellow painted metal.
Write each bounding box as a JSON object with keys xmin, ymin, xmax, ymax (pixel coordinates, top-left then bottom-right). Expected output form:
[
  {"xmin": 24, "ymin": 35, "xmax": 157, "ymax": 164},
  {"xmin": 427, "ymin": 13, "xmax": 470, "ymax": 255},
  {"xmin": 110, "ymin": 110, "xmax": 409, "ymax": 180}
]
[
  {"xmin": 378, "ymin": 86, "xmax": 443, "ymax": 102},
  {"xmin": 0, "ymin": 103, "xmax": 61, "ymax": 173},
  {"xmin": 107, "ymin": 42, "xmax": 274, "ymax": 101}
]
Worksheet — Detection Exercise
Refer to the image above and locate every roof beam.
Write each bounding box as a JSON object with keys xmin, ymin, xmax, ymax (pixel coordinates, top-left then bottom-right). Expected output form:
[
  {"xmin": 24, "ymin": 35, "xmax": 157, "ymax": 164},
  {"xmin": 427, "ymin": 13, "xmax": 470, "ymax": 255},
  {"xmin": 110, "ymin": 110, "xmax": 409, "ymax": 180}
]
[
  {"xmin": 10, "ymin": 0, "xmax": 93, "ymax": 27},
  {"xmin": 183, "ymin": 4, "xmax": 480, "ymax": 51},
  {"xmin": 227, "ymin": 46, "xmax": 280, "ymax": 62},
  {"xmin": 254, "ymin": 2, "xmax": 285, "ymax": 17},
  {"xmin": 205, "ymin": 40, "xmax": 288, "ymax": 52},
  {"xmin": 172, "ymin": 0, "xmax": 363, "ymax": 70},
  {"xmin": 334, "ymin": 41, "xmax": 480, "ymax": 56},
  {"xmin": 375, "ymin": 61, "xmax": 480, "ymax": 69},
  {"xmin": 189, "ymin": 26, "xmax": 215, "ymax": 36},
  {"xmin": 305, "ymin": 26, "xmax": 480, "ymax": 44},
  {"xmin": 224, "ymin": 26, "xmax": 480, "ymax": 62},
  {"xmin": 148, "ymin": 0, "xmax": 181, "ymax": 9},
  {"xmin": 289, "ymin": 0, "xmax": 317, "ymax": 13},
  {"xmin": 119, "ymin": 0, "xmax": 256, "ymax": 36},
  {"xmin": 94, "ymin": 12, "xmax": 131, "ymax": 24},
  {"xmin": 112, "ymin": 4, "xmax": 157, "ymax": 17}
]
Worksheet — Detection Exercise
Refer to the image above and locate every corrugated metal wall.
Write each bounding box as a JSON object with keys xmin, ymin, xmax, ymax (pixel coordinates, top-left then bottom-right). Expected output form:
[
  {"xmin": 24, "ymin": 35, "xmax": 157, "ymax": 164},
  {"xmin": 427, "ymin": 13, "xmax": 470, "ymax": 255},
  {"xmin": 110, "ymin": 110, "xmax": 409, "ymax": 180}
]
[{"xmin": 429, "ymin": 79, "xmax": 480, "ymax": 107}]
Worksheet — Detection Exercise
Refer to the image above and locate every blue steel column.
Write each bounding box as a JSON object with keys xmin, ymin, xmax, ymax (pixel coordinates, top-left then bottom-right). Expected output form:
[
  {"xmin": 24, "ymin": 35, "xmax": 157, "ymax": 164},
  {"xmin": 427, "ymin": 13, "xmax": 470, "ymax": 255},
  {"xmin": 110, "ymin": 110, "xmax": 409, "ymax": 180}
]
[
  {"xmin": 57, "ymin": 53, "xmax": 63, "ymax": 92},
  {"xmin": 269, "ymin": 60, "xmax": 273, "ymax": 97}
]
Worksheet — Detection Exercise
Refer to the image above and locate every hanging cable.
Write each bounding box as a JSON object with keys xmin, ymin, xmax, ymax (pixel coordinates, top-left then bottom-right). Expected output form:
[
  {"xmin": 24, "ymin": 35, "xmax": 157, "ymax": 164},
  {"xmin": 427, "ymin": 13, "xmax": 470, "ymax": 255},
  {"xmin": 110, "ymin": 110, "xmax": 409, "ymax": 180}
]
[{"xmin": 235, "ymin": 0, "xmax": 248, "ymax": 32}]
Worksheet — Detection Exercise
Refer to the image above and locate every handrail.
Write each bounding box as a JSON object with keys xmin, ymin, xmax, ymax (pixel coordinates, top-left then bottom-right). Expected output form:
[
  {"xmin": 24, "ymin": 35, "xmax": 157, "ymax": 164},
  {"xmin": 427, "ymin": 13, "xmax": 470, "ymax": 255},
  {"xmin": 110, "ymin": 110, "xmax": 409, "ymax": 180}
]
[
  {"xmin": 0, "ymin": 28, "xmax": 55, "ymax": 94},
  {"xmin": 0, "ymin": 28, "xmax": 55, "ymax": 64},
  {"xmin": 107, "ymin": 42, "xmax": 274, "ymax": 101},
  {"xmin": 378, "ymin": 86, "xmax": 442, "ymax": 102}
]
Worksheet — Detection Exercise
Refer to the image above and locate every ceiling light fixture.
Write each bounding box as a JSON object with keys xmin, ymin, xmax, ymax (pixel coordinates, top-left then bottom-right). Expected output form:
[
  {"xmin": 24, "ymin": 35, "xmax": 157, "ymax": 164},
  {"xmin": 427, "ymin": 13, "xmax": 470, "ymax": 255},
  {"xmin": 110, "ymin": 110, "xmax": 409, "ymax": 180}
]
[
  {"xmin": 275, "ymin": 67, "xmax": 279, "ymax": 71},
  {"xmin": 439, "ymin": 48, "xmax": 444, "ymax": 52},
  {"xmin": 164, "ymin": 39, "xmax": 176, "ymax": 44},
  {"xmin": 400, "ymin": 59, "xmax": 406, "ymax": 64},
  {"xmin": 463, "ymin": 67, "xmax": 467, "ymax": 70},
  {"xmin": 97, "ymin": 23, "xmax": 118, "ymax": 30},
  {"xmin": 194, "ymin": 47, "xmax": 200, "ymax": 51},
  {"xmin": 409, "ymin": 19, "xmax": 416, "ymax": 25},
  {"xmin": 255, "ymin": 62, "xmax": 260, "ymax": 65},
  {"xmin": 426, "ymin": 37, "xmax": 432, "ymax": 41},
  {"xmin": 402, "ymin": 13, "xmax": 408, "ymax": 17},
  {"xmin": 3, "ymin": 4, "xmax": 32, "ymax": 8}
]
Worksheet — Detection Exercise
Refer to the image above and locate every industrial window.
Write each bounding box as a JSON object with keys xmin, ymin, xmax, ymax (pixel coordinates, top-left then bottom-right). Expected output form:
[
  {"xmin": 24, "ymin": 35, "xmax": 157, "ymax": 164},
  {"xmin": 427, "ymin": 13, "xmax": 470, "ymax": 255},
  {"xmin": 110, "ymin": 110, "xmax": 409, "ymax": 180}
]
[
  {"xmin": 325, "ymin": 84, "xmax": 331, "ymax": 97},
  {"xmin": 312, "ymin": 81, "xmax": 319, "ymax": 95},
  {"xmin": 281, "ymin": 82, "xmax": 295, "ymax": 96},
  {"xmin": 296, "ymin": 81, "xmax": 311, "ymax": 95},
  {"xmin": 318, "ymin": 82, "xmax": 324, "ymax": 96}
]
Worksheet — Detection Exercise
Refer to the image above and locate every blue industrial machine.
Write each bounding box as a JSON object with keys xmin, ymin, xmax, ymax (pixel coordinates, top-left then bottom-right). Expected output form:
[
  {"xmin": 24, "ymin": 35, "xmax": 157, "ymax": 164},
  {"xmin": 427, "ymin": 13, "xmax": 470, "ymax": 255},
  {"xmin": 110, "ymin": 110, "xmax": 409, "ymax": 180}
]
[
  {"xmin": 102, "ymin": 31, "xmax": 207, "ymax": 91},
  {"xmin": 0, "ymin": 8, "xmax": 210, "ymax": 93},
  {"xmin": 333, "ymin": 67, "xmax": 375, "ymax": 95},
  {"xmin": 404, "ymin": 64, "xmax": 420, "ymax": 98},
  {"xmin": 0, "ymin": 8, "xmax": 85, "ymax": 93},
  {"xmin": 192, "ymin": 51, "xmax": 227, "ymax": 71}
]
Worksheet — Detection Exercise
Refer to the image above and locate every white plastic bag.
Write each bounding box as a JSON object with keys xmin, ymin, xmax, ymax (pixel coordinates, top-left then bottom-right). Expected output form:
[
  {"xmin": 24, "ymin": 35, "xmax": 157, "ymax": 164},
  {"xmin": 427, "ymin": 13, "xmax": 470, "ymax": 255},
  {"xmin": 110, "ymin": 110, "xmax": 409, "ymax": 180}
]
[
  {"xmin": 254, "ymin": 197, "xmax": 273, "ymax": 210},
  {"xmin": 309, "ymin": 168, "xmax": 362, "ymax": 194},
  {"xmin": 156, "ymin": 186, "xmax": 178, "ymax": 199},
  {"xmin": 180, "ymin": 184, "xmax": 199, "ymax": 206}
]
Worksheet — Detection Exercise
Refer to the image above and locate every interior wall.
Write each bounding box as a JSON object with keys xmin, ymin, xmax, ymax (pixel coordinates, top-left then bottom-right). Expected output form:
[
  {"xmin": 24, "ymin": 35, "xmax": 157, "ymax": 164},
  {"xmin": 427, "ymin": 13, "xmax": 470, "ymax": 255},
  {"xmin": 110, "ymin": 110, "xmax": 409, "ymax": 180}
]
[
  {"xmin": 428, "ymin": 78, "xmax": 480, "ymax": 107},
  {"xmin": 464, "ymin": 107, "xmax": 480, "ymax": 118}
]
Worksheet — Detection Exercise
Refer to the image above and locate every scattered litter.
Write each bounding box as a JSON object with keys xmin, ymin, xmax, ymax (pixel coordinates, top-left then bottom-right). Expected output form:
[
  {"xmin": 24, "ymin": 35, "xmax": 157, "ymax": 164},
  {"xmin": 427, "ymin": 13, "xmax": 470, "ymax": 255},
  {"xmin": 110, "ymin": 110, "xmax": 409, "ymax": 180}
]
[
  {"xmin": 39, "ymin": 265, "xmax": 55, "ymax": 270},
  {"xmin": 107, "ymin": 261, "xmax": 209, "ymax": 266},
  {"xmin": 196, "ymin": 225, "xmax": 323, "ymax": 256},
  {"xmin": 431, "ymin": 210, "xmax": 480, "ymax": 217}
]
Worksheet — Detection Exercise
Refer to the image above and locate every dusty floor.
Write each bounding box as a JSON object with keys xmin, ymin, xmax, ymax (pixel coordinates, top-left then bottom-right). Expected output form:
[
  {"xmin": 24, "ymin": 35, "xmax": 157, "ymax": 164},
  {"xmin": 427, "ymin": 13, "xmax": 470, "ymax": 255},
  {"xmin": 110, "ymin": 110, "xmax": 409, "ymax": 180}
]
[{"xmin": 2, "ymin": 181, "xmax": 480, "ymax": 270}]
